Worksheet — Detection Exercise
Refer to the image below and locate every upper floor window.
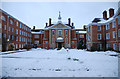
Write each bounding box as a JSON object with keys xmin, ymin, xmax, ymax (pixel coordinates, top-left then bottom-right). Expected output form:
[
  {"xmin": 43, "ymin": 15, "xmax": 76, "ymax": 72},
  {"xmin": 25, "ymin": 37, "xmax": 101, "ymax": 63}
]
[
  {"xmin": 20, "ymin": 23, "xmax": 21, "ymax": 28},
  {"xmin": 58, "ymin": 30, "xmax": 62, "ymax": 35},
  {"xmin": 19, "ymin": 37, "xmax": 21, "ymax": 41},
  {"xmin": 106, "ymin": 24, "xmax": 110, "ymax": 30},
  {"xmin": 118, "ymin": 15, "xmax": 120, "ymax": 25},
  {"xmin": 16, "ymin": 21, "xmax": 18, "ymax": 26},
  {"xmin": 106, "ymin": 33, "xmax": 110, "ymax": 39},
  {"xmin": 16, "ymin": 29, "xmax": 18, "ymax": 34},
  {"xmin": 10, "ymin": 20, "xmax": 13, "ymax": 25},
  {"xmin": 112, "ymin": 20, "xmax": 116, "ymax": 28},
  {"xmin": 4, "ymin": 25, "xmax": 6, "ymax": 30},
  {"xmin": 97, "ymin": 34, "xmax": 101, "ymax": 40},
  {"xmin": 97, "ymin": 25, "xmax": 101, "ymax": 31},
  {"xmin": 65, "ymin": 30, "xmax": 68, "ymax": 35},
  {"xmin": 118, "ymin": 29, "xmax": 120, "ymax": 37},
  {"xmin": 20, "ymin": 30, "xmax": 21, "ymax": 35},
  {"xmin": 113, "ymin": 31, "xmax": 116, "ymax": 38},
  {"xmin": 12, "ymin": 28, "xmax": 14, "ymax": 32},
  {"xmin": 34, "ymin": 35, "xmax": 39, "ymax": 38},
  {"xmin": 52, "ymin": 30, "xmax": 55, "ymax": 35},
  {"xmin": 9, "ymin": 27, "xmax": 10, "ymax": 31},
  {"xmin": 16, "ymin": 36, "xmax": 18, "ymax": 41},
  {"xmin": 1, "ymin": 15, "xmax": 6, "ymax": 21}
]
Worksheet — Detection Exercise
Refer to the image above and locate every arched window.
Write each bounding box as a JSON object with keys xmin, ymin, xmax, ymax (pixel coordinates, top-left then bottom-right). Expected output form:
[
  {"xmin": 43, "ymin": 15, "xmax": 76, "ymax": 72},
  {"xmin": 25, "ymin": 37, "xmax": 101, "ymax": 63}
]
[{"xmin": 1, "ymin": 15, "xmax": 6, "ymax": 21}]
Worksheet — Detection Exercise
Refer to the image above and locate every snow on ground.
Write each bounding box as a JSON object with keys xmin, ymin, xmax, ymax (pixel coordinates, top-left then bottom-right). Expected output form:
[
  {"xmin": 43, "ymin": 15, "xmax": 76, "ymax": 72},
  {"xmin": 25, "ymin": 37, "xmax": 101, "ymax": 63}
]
[{"xmin": 1, "ymin": 48, "xmax": 118, "ymax": 77}]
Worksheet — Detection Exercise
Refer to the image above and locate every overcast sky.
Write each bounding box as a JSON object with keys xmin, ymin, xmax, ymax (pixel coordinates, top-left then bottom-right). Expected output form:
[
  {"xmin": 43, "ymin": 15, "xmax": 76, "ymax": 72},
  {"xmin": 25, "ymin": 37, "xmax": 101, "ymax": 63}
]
[{"xmin": 1, "ymin": 2, "xmax": 118, "ymax": 29}]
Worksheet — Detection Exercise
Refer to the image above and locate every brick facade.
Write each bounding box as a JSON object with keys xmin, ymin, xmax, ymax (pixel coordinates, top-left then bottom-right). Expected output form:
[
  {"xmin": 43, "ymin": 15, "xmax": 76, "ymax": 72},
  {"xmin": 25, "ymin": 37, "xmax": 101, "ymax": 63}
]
[{"xmin": 86, "ymin": 8, "xmax": 120, "ymax": 52}]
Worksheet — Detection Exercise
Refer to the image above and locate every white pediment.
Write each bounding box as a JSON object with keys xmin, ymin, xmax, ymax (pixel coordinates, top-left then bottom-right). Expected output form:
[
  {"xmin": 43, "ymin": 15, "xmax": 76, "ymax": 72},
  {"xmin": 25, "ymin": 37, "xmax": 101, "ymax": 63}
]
[{"xmin": 49, "ymin": 23, "xmax": 71, "ymax": 29}]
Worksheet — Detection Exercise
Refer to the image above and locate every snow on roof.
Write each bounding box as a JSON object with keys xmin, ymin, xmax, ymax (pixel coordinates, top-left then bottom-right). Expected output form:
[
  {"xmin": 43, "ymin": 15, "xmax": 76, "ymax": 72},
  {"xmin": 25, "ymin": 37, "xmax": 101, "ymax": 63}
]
[
  {"xmin": 76, "ymin": 31, "xmax": 86, "ymax": 34},
  {"xmin": 57, "ymin": 37, "xmax": 63, "ymax": 40},
  {"xmin": 31, "ymin": 31, "xmax": 43, "ymax": 34},
  {"xmin": 87, "ymin": 8, "xmax": 120, "ymax": 26}
]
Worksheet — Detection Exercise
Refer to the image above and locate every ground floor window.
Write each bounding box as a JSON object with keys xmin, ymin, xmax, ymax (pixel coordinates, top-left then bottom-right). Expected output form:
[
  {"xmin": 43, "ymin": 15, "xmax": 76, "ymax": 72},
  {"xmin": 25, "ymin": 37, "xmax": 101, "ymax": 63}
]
[
  {"xmin": 113, "ymin": 43, "xmax": 116, "ymax": 50},
  {"xmin": 97, "ymin": 44, "xmax": 102, "ymax": 50},
  {"xmin": 106, "ymin": 44, "xmax": 110, "ymax": 49},
  {"xmin": 19, "ymin": 44, "xmax": 21, "ymax": 48}
]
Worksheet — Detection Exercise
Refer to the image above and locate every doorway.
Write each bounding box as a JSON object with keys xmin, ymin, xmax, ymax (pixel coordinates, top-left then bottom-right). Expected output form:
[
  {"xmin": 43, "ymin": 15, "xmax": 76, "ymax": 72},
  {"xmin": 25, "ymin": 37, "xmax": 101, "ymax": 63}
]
[{"xmin": 58, "ymin": 42, "xmax": 62, "ymax": 49}]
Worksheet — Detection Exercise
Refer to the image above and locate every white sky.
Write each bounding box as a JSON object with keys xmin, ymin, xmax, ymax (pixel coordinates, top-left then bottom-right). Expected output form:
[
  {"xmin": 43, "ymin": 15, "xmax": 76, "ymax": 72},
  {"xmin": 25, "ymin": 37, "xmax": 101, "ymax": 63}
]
[{"xmin": 1, "ymin": 2, "xmax": 118, "ymax": 29}]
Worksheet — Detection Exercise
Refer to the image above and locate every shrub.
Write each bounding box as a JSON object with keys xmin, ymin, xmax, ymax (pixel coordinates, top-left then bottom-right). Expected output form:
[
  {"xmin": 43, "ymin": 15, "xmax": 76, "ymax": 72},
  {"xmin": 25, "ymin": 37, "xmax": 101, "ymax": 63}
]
[
  {"xmin": 67, "ymin": 57, "xmax": 71, "ymax": 60},
  {"xmin": 90, "ymin": 45, "xmax": 97, "ymax": 51},
  {"xmin": 8, "ymin": 44, "xmax": 14, "ymax": 51}
]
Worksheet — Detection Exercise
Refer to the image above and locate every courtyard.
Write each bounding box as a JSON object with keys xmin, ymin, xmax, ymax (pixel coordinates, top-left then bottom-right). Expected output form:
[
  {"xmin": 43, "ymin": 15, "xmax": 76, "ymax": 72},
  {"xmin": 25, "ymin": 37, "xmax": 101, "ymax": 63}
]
[{"xmin": 0, "ymin": 48, "xmax": 118, "ymax": 77}]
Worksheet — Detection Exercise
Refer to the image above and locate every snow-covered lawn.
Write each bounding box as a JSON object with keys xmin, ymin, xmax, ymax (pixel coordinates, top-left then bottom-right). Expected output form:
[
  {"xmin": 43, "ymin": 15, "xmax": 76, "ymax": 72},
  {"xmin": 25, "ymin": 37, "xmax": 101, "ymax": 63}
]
[{"xmin": 1, "ymin": 48, "xmax": 118, "ymax": 77}]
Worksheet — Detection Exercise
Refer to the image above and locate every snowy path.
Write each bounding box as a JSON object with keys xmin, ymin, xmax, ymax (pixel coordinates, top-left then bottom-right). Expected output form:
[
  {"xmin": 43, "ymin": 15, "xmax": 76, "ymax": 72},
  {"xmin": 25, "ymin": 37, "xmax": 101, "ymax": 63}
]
[{"xmin": 1, "ymin": 48, "xmax": 118, "ymax": 77}]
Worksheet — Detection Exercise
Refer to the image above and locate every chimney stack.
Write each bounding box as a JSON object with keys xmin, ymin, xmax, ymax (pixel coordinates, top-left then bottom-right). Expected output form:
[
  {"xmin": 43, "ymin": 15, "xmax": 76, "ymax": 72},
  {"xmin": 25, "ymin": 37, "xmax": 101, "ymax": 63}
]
[
  {"xmin": 109, "ymin": 8, "xmax": 114, "ymax": 18},
  {"xmin": 72, "ymin": 23, "xmax": 74, "ymax": 26},
  {"xmin": 68, "ymin": 18, "xmax": 71, "ymax": 26},
  {"xmin": 103, "ymin": 10, "xmax": 107, "ymax": 20},
  {"xmin": 46, "ymin": 23, "xmax": 48, "ymax": 27},
  {"xmin": 49, "ymin": 18, "xmax": 51, "ymax": 26},
  {"xmin": 33, "ymin": 26, "xmax": 35, "ymax": 29}
]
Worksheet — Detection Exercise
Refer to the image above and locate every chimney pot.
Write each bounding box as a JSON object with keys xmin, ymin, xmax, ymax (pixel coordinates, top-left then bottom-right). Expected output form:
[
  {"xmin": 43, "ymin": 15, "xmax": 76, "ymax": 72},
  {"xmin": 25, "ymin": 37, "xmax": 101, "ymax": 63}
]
[
  {"xmin": 46, "ymin": 23, "xmax": 48, "ymax": 26},
  {"xmin": 109, "ymin": 8, "xmax": 114, "ymax": 18},
  {"xmin": 103, "ymin": 10, "xmax": 107, "ymax": 20},
  {"xmin": 49, "ymin": 18, "xmax": 51, "ymax": 26},
  {"xmin": 68, "ymin": 18, "xmax": 71, "ymax": 26},
  {"xmin": 72, "ymin": 23, "xmax": 74, "ymax": 26},
  {"xmin": 33, "ymin": 26, "xmax": 35, "ymax": 29}
]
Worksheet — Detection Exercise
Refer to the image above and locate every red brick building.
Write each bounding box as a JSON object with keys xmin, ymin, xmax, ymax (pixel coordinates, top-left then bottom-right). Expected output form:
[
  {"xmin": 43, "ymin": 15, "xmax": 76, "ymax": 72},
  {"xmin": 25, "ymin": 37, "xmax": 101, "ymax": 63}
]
[
  {"xmin": 86, "ymin": 7, "xmax": 120, "ymax": 52},
  {"xmin": 31, "ymin": 12, "xmax": 86, "ymax": 49},
  {"xmin": 0, "ymin": 10, "xmax": 86, "ymax": 51},
  {"xmin": 0, "ymin": 9, "xmax": 32, "ymax": 51}
]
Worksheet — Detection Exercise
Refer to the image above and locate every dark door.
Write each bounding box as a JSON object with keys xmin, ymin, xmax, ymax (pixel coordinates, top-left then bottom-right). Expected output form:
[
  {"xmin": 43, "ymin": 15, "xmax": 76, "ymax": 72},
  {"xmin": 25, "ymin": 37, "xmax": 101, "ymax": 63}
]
[{"xmin": 58, "ymin": 43, "xmax": 62, "ymax": 49}]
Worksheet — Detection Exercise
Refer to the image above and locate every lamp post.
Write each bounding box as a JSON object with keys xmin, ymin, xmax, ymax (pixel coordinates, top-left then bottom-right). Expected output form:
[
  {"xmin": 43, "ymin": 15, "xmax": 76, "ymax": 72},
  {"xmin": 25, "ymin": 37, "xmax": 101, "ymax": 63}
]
[{"xmin": 6, "ymin": 38, "xmax": 9, "ymax": 51}]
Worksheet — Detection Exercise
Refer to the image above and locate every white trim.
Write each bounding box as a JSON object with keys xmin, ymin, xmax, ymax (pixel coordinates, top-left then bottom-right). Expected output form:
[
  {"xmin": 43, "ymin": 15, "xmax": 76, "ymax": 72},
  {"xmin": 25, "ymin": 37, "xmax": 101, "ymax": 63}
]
[
  {"xmin": 106, "ymin": 33, "xmax": 110, "ymax": 39},
  {"xmin": 97, "ymin": 34, "xmax": 101, "ymax": 40}
]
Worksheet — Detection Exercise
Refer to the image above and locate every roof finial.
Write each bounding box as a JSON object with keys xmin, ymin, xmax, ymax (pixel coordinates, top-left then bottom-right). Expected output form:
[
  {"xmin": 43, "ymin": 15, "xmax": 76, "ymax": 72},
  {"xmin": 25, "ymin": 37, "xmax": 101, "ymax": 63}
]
[{"xmin": 58, "ymin": 11, "xmax": 62, "ymax": 20}]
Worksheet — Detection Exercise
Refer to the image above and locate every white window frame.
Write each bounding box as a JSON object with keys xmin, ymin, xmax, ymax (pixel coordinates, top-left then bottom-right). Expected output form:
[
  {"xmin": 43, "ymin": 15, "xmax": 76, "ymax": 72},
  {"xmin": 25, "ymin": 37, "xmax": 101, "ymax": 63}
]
[
  {"xmin": 112, "ymin": 20, "xmax": 116, "ymax": 28},
  {"xmin": 97, "ymin": 34, "xmax": 101, "ymax": 40},
  {"xmin": 106, "ymin": 24, "xmax": 110, "ymax": 30},
  {"xmin": 9, "ymin": 27, "xmax": 10, "ymax": 31},
  {"xmin": 118, "ymin": 16, "xmax": 120, "ymax": 25},
  {"xmin": 34, "ymin": 35, "xmax": 39, "ymax": 38},
  {"xmin": 58, "ymin": 30, "xmax": 62, "ymax": 35},
  {"xmin": 19, "ymin": 37, "xmax": 21, "ymax": 41},
  {"xmin": 65, "ymin": 30, "xmax": 68, "ymax": 35},
  {"xmin": 4, "ymin": 34, "xmax": 6, "ymax": 38},
  {"xmin": 113, "ymin": 31, "xmax": 116, "ymax": 38},
  {"xmin": 12, "ymin": 35, "xmax": 14, "ymax": 40},
  {"xmin": 12, "ymin": 28, "xmax": 14, "ymax": 32},
  {"xmin": 113, "ymin": 43, "xmax": 116, "ymax": 50},
  {"xmin": 106, "ymin": 44, "xmax": 110, "ymax": 49},
  {"xmin": 20, "ymin": 30, "xmax": 21, "ymax": 35},
  {"xmin": 16, "ymin": 29, "xmax": 18, "ymax": 34},
  {"xmin": 106, "ymin": 33, "xmax": 110, "ymax": 39},
  {"xmin": 10, "ymin": 20, "xmax": 13, "ymax": 25},
  {"xmin": 97, "ymin": 25, "xmax": 101, "ymax": 31},
  {"xmin": 1, "ymin": 15, "xmax": 6, "ymax": 21},
  {"xmin": 4, "ymin": 25, "xmax": 6, "ymax": 30},
  {"xmin": 118, "ymin": 29, "xmax": 120, "ymax": 37},
  {"xmin": 20, "ymin": 23, "xmax": 21, "ymax": 28},
  {"xmin": 16, "ymin": 21, "xmax": 19, "ymax": 26},
  {"xmin": 16, "ymin": 36, "xmax": 18, "ymax": 41}
]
